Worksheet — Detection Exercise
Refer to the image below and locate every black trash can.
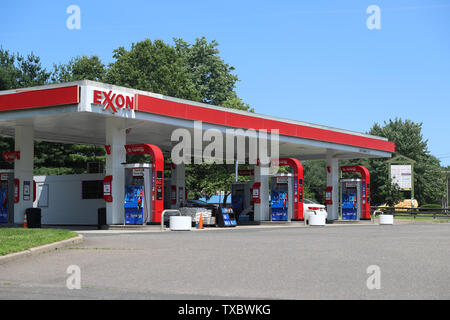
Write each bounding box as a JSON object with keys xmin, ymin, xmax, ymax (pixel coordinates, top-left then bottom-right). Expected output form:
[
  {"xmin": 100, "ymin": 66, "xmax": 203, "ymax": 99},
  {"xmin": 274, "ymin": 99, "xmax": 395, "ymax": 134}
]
[
  {"xmin": 98, "ymin": 207, "xmax": 106, "ymax": 230},
  {"xmin": 26, "ymin": 208, "xmax": 41, "ymax": 228}
]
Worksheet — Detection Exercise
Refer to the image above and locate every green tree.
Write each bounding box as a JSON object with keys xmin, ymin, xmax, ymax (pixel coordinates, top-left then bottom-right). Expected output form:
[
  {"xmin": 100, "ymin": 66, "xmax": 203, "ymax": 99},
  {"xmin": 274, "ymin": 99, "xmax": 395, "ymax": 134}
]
[
  {"xmin": 0, "ymin": 48, "xmax": 50, "ymax": 90},
  {"xmin": 105, "ymin": 37, "xmax": 252, "ymax": 112},
  {"xmin": 174, "ymin": 37, "xmax": 239, "ymax": 106},
  {"xmin": 0, "ymin": 49, "xmax": 55, "ymax": 171},
  {"xmin": 379, "ymin": 178, "xmax": 404, "ymax": 207},
  {"xmin": 1, "ymin": 39, "xmax": 252, "ymax": 193},
  {"xmin": 0, "ymin": 48, "xmax": 20, "ymax": 90},
  {"xmin": 222, "ymin": 94, "xmax": 254, "ymax": 112},
  {"xmin": 0, "ymin": 49, "xmax": 106, "ymax": 174},
  {"xmin": 105, "ymin": 39, "xmax": 199, "ymax": 100},
  {"xmin": 16, "ymin": 52, "xmax": 51, "ymax": 87},
  {"xmin": 302, "ymin": 160, "xmax": 326, "ymax": 203},
  {"xmin": 105, "ymin": 37, "xmax": 252, "ymax": 198},
  {"xmin": 52, "ymin": 55, "xmax": 106, "ymax": 83},
  {"xmin": 366, "ymin": 118, "xmax": 445, "ymax": 206},
  {"xmin": 33, "ymin": 142, "xmax": 105, "ymax": 175},
  {"xmin": 186, "ymin": 163, "xmax": 235, "ymax": 201},
  {"xmin": 33, "ymin": 55, "xmax": 108, "ymax": 174},
  {"xmin": 0, "ymin": 136, "xmax": 14, "ymax": 169}
]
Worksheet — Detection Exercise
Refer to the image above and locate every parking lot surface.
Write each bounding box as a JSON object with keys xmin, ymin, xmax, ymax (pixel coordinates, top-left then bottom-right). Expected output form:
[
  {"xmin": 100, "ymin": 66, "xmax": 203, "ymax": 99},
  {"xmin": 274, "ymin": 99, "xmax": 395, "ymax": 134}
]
[{"xmin": 0, "ymin": 223, "xmax": 449, "ymax": 299}]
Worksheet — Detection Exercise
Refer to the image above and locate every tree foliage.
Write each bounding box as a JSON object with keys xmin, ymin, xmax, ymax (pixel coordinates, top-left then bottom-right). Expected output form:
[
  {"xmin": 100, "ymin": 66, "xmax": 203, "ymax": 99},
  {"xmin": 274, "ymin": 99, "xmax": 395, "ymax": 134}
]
[
  {"xmin": 103, "ymin": 37, "xmax": 252, "ymax": 198},
  {"xmin": 302, "ymin": 160, "xmax": 326, "ymax": 203},
  {"xmin": 105, "ymin": 37, "xmax": 251, "ymax": 111},
  {"xmin": 0, "ymin": 39, "xmax": 252, "ymax": 188},
  {"xmin": 106, "ymin": 39, "xmax": 199, "ymax": 100},
  {"xmin": 0, "ymin": 48, "xmax": 50, "ymax": 90},
  {"xmin": 52, "ymin": 55, "xmax": 106, "ymax": 83},
  {"xmin": 0, "ymin": 49, "xmax": 20, "ymax": 90},
  {"xmin": 363, "ymin": 118, "xmax": 445, "ymax": 206},
  {"xmin": 2, "ymin": 45, "xmax": 444, "ymax": 208}
]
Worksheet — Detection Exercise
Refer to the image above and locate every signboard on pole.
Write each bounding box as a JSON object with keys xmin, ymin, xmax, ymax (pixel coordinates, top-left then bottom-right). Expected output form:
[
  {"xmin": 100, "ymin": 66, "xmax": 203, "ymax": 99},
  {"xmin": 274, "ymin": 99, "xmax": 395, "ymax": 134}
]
[
  {"xmin": 387, "ymin": 155, "xmax": 416, "ymax": 206},
  {"xmin": 390, "ymin": 164, "xmax": 412, "ymax": 190}
]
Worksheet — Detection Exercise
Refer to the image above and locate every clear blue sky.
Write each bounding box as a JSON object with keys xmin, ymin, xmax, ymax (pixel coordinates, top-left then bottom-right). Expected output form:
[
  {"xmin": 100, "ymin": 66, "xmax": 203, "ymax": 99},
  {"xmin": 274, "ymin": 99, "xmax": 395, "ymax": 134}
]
[{"xmin": 1, "ymin": 0, "xmax": 449, "ymax": 165}]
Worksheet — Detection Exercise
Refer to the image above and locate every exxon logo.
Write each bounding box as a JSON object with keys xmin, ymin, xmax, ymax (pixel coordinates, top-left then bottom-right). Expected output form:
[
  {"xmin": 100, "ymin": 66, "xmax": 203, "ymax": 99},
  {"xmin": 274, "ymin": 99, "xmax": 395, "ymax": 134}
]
[{"xmin": 93, "ymin": 90, "xmax": 134, "ymax": 113}]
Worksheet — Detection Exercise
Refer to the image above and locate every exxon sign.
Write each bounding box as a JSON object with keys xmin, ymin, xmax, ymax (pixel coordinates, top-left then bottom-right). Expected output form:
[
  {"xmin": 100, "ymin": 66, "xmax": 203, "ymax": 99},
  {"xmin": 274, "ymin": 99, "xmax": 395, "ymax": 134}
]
[{"xmin": 93, "ymin": 90, "xmax": 134, "ymax": 113}]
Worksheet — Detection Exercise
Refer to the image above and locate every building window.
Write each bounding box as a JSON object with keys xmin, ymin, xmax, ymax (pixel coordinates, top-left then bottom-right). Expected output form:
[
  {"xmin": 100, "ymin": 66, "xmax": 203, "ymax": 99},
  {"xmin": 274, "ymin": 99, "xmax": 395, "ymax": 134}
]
[{"xmin": 82, "ymin": 180, "xmax": 103, "ymax": 199}]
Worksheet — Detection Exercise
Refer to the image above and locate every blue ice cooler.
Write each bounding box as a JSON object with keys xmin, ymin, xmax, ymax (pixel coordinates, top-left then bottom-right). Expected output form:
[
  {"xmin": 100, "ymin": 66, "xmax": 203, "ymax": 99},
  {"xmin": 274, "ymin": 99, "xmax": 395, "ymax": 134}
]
[
  {"xmin": 342, "ymin": 194, "xmax": 357, "ymax": 220},
  {"xmin": 125, "ymin": 207, "xmax": 143, "ymax": 225},
  {"xmin": 271, "ymin": 191, "xmax": 288, "ymax": 221},
  {"xmin": 124, "ymin": 185, "xmax": 144, "ymax": 225}
]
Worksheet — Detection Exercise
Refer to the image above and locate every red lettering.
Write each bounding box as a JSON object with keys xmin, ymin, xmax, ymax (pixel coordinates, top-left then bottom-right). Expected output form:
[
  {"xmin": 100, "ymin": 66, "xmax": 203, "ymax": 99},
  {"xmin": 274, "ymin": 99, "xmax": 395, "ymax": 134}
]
[
  {"xmin": 2, "ymin": 151, "xmax": 20, "ymax": 162},
  {"xmin": 126, "ymin": 96, "xmax": 134, "ymax": 109},
  {"xmin": 93, "ymin": 90, "xmax": 103, "ymax": 104},
  {"xmin": 92, "ymin": 90, "xmax": 134, "ymax": 113},
  {"xmin": 116, "ymin": 94, "xmax": 125, "ymax": 108},
  {"xmin": 103, "ymin": 91, "xmax": 117, "ymax": 113}
]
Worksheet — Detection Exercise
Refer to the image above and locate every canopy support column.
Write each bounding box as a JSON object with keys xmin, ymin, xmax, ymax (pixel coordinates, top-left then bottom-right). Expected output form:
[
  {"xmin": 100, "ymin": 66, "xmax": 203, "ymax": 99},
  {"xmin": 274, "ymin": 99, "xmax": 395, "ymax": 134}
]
[
  {"xmin": 14, "ymin": 126, "xmax": 34, "ymax": 224},
  {"xmin": 171, "ymin": 163, "xmax": 185, "ymax": 208},
  {"xmin": 326, "ymin": 150, "xmax": 339, "ymax": 221},
  {"xmin": 105, "ymin": 118, "xmax": 126, "ymax": 225},
  {"xmin": 253, "ymin": 162, "xmax": 270, "ymax": 221}
]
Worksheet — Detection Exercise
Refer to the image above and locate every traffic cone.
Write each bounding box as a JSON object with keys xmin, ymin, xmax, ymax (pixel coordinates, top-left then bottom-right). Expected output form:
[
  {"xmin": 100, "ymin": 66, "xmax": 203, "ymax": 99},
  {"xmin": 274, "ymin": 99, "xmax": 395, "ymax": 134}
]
[
  {"xmin": 197, "ymin": 214, "xmax": 203, "ymax": 229},
  {"xmin": 23, "ymin": 212, "xmax": 28, "ymax": 229}
]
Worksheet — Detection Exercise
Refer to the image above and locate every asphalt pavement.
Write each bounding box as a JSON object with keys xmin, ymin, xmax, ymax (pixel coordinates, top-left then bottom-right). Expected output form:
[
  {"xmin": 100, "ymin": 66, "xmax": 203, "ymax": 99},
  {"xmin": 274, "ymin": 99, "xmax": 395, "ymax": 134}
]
[{"xmin": 0, "ymin": 223, "xmax": 449, "ymax": 299}]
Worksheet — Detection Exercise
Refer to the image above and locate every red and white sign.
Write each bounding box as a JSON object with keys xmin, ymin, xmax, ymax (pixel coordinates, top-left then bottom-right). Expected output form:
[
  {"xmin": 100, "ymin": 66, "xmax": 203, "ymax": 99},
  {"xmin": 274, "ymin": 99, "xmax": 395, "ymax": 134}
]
[
  {"xmin": 103, "ymin": 175, "xmax": 113, "ymax": 202},
  {"xmin": 2, "ymin": 151, "xmax": 20, "ymax": 162},
  {"xmin": 238, "ymin": 169, "xmax": 254, "ymax": 176},
  {"xmin": 341, "ymin": 166, "xmax": 357, "ymax": 173},
  {"xmin": 92, "ymin": 90, "xmax": 134, "ymax": 113},
  {"xmin": 126, "ymin": 145, "xmax": 145, "ymax": 154}
]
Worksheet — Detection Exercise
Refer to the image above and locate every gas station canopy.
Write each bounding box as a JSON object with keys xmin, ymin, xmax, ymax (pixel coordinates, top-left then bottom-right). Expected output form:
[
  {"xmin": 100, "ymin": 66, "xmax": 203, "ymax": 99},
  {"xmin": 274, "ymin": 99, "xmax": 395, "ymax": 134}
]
[
  {"xmin": 0, "ymin": 80, "xmax": 394, "ymax": 160},
  {"xmin": 0, "ymin": 80, "xmax": 394, "ymax": 225}
]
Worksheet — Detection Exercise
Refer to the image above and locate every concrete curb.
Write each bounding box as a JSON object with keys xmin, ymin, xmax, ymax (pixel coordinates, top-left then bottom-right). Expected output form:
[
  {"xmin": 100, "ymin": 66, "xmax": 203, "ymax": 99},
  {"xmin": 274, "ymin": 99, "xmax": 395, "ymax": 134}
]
[{"xmin": 0, "ymin": 234, "xmax": 83, "ymax": 265}]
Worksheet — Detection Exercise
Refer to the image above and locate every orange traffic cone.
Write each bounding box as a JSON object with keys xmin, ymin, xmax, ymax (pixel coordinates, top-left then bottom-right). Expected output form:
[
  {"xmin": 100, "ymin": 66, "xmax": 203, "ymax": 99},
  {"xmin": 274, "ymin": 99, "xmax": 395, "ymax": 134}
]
[
  {"xmin": 23, "ymin": 212, "xmax": 28, "ymax": 229},
  {"xmin": 197, "ymin": 214, "xmax": 203, "ymax": 229}
]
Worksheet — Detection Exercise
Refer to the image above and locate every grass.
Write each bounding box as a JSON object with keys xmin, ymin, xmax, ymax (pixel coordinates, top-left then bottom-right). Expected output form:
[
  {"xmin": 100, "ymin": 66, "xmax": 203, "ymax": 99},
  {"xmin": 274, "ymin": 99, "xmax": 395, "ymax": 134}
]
[
  {"xmin": 0, "ymin": 228, "xmax": 78, "ymax": 256},
  {"xmin": 393, "ymin": 215, "xmax": 450, "ymax": 221},
  {"xmin": 369, "ymin": 215, "xmax": 450, "ymax": 222}
]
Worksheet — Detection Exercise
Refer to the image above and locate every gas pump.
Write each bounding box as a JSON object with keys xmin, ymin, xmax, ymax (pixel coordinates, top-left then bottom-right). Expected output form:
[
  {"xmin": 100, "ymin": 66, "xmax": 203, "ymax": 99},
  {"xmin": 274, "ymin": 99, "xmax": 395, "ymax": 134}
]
[
  {"xmin": 123, "ymin": 164, "xmax": 152, "ymax": 225},
  {"xmin": 231, "ymin": 182, "xmax": 252, "ymax": 222},
  {"xmin": 270, "ymin": 158, "xmax": 304, "ymax": 220},
  {"xmin": 340, "ymin": 179, "xmax": 362, "ymax": 220},
  {"xmin": 340, "ymin": 165, "xmax": 371, "ymax": 220},
  {"xmin": 0, "ymin": 170, "xmax": 14, "ymax": 224},
  {"xmin": 124, "ymin": 144, "xmax": 164, "ymax": 223},
  {"xmin": 270, "ymin": 174, "xmax": 294, "ymax": 221}
]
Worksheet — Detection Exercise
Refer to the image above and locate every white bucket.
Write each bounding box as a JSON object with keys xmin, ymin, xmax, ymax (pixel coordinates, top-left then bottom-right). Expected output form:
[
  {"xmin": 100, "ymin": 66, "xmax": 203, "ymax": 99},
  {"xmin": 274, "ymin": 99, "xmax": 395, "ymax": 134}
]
[
  {"xmin": 309, "ymin": 214, "xmax": 326, "ymax": 226},
  {"xmin": 170, "ymin": 216, "xmax": 192, "ymax": 231},
  {"xmin": 379, "ymin": 214, "xmax": 394, "ymax": 225}
]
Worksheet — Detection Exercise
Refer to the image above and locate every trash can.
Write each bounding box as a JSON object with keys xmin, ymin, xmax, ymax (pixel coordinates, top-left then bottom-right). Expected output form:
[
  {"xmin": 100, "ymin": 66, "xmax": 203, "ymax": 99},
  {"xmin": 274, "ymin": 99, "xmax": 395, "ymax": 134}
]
[
  {"xmin": 26, "ymin": 208, "xmax": 41, "ymax": 228},
  {"xmin": 379, "ymin": 214, "xmax": 394, "ymax": 225},
  {"xmin": 98, "ymin": 207, "xmax": 106, "ymax": 230},
  {"xmin": 169, "ymin": 216, "xmax": 192, "ymax": 231}
]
